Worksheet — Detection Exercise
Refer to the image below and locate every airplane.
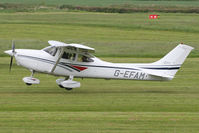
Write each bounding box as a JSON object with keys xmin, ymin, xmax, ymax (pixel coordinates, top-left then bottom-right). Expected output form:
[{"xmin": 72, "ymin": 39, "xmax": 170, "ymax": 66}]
[{"xmin": 4, "ymin": 40, "xmax": 194, "ymax": 90}]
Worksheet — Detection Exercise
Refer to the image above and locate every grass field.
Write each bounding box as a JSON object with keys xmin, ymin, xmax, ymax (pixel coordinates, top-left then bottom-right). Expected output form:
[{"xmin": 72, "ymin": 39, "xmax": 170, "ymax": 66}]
[
  {"xmin": 1, "ymin": 0, "xmax": 199, "ymax": 7},
  {"xmin": 0, "ymin": 12, "xmax": 199, "ymax": 57},
  {"xmin": 1, "ymin": 0, "xmax": 199, "ymax": 14},
  {"xmin": 0, "ymin": 2, "xmax": 199, "ymax": 132},
  {"xmin": 0, "ymin": 57, "xmax": 198, "ymax": 132}
]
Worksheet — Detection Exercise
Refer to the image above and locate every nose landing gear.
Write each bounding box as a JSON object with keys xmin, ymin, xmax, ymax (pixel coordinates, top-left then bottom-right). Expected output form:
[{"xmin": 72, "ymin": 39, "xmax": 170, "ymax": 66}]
[{"xmin": 23, "ymin": 70, "xmax": 40, "ymax": 86}]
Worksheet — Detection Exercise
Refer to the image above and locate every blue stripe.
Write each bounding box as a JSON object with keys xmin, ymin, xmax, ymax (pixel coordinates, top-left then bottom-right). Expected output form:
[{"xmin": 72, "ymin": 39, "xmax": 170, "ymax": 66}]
[
  {"xmin": 59, "ymin": 62, "xmax": 80, "ymax": 72},
  {"xmin": 140, "ymin": 67, "xmax": 180, "ymax": 70},
  {"xmin": 18, "ymin": 55, "xmax": 73, "ymax": 72},
  {"xmin": 60, "ymin": 62, "xmax": 139, "ymax": 71},
  {"xmin": 18, "ymin": 54, "xmax": 180, "ymax": 71},
  {"xmin": 18, "ymin": 54, "xmax": 139, "ymax": 71}
]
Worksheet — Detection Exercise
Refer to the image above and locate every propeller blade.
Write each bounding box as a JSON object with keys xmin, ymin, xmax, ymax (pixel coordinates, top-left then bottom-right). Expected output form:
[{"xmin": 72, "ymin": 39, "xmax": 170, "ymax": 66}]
[
  {"xmin": 9, "ymin": 56, "xmax": 13, "ymax": 72},
  {"xmin": 9, "ymin": 40, "xmax": 16, "ymax": 72},
  {"xmin": 12, "ymin": 40, "xmax": 15, "ymax": 53}
]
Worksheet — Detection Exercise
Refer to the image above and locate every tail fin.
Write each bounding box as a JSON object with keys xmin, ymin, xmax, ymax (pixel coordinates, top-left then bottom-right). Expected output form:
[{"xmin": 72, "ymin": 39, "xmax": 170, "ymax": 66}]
[
  {"xmin": 154, "ymin": 44, "xmax": 194, "ymax": 65},
  {"xmin": 148, "ymin": 44, "xmax": 194, "ymax": 79}
]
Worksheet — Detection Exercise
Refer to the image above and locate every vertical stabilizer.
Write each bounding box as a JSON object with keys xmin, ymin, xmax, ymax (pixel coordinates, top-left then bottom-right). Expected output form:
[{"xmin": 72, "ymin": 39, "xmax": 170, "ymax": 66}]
[
  {"xmin": 149, "ymin": 44, "xmax": 194, "ymax": 79},
  {"xmin": 154, "ymin": 44, "xmax": 194, "ymax": 66}
]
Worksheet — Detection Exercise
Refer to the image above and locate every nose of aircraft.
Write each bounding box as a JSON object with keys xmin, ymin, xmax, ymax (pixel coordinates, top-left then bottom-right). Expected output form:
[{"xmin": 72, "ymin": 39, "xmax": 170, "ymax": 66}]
[{"xmin": 4, "ymin": 50, "xmax": 13, "ymax": 56}]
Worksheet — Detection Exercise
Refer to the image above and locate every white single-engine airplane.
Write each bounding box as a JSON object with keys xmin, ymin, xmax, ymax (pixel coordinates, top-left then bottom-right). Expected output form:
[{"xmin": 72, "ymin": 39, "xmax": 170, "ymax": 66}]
[{"xmin": 4, "ymin": 40, "xmax": 194, "ymax": 90}]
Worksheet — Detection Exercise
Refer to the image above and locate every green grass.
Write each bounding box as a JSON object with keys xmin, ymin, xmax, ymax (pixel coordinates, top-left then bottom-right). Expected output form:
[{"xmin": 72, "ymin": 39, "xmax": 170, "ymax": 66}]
[
  {"xmin": 1, "ymin": 1, "xmax": 199, "ymax": 14},
  {"xmin": 1, "ymin": 0, "xmax": 199, "ymax": 7},
  {"xmin": 0, "ymin": 2, "xmax": 199, "ymax": 132},
  {"xmin": 0, "ymin": 12, "xmax": 199, "ymax": 57},
  {"xmin": 0, "ymin": 57, "xmax": 199, "ymax": 132}
]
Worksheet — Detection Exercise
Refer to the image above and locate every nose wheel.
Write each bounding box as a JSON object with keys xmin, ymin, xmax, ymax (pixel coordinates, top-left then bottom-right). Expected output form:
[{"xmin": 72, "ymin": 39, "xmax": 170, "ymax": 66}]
[
  {"xmin": 23, "ymin": 70, "xmax": 40, "ymax": 86},
  {"xmin": 58, "ymin": 84, "xmax": 64, "ymax": 88},
  {"xmin": 56, "ymin": 76, "xmax": 80, "ymax": 91},
  {"xmin": 26, "ymin": 83, "xmax": 33, "ymax": 86}
]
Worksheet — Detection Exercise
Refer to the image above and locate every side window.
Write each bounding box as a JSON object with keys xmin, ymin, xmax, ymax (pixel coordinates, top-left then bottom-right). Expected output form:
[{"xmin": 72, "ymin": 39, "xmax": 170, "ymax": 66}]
[
  {"xmin": 62, "ymin": 52, "xmax": 70, "ymax": 59},
  {"xmin": 71, "ymin": 53, "xmax": 76, "ymax": 61},
  {"xmin": 62, "ymin": 52, "xmax": 76, "ymax": 61},
  {"xmin": 77, "ymin": 54, "xmax": 93, "ymax": 62},
  {"xmin": 77, "ymin": 54, "xmax": 83, "ymax": 62}
]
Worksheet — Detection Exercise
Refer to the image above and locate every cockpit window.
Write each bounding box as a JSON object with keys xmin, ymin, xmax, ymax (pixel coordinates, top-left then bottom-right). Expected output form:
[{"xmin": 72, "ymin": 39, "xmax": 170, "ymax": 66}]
[{"xmin": 43, "ymin": 46, "xmax": 57, "ymax": 56}]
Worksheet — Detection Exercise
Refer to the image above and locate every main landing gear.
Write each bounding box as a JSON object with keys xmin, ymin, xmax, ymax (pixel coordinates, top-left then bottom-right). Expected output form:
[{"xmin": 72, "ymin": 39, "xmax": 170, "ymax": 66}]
[
  {"xmin": 56, "ymin": 75, "xmax": 80, "ymax": 91},
  {"xmin": 23, "ymin": 70, "xmax": 40, "ymax": 86}
]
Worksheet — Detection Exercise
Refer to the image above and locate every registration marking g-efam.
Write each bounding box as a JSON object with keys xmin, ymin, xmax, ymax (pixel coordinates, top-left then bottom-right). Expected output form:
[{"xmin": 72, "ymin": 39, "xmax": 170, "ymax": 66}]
[{"xmin": 114, "ymin": 70, "xmax": 147, "ymax": 80}]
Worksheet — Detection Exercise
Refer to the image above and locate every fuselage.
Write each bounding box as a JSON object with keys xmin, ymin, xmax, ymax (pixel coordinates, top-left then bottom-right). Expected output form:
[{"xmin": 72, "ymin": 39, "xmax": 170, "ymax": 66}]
[
  {"xmin": 6, "ymin": 48, "xmax": 172, "ymax": 81},
  {"xmin": 4, "ymin": 41, "xmax": 194, "ymax": 90}
]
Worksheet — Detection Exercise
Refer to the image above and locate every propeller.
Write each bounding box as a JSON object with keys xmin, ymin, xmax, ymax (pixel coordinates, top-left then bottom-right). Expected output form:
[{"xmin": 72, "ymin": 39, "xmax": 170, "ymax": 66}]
[{"xmin": 9, "ymin": 41, "xmax": 15, "ymax": 72}]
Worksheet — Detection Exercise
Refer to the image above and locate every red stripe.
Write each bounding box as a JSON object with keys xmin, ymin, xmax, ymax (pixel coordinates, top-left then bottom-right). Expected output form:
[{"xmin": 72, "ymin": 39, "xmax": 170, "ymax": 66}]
[{"xmin": 71, "ymin": 65, "xmax": 87, "ymax": 71}]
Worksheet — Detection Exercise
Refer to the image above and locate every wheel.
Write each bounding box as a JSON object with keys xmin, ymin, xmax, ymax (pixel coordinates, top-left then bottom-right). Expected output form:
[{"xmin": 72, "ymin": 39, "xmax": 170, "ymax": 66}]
[
  {"xmin": 65, "ymin": 88, "xmax": 73, "ymax": 91},
  {"xmin": 58, "ymin": 85, "xmax": 64, "ymax": 88},
  {"xmin": 26, "ymin": 83, "xmax": 32, "ymax": 86}
]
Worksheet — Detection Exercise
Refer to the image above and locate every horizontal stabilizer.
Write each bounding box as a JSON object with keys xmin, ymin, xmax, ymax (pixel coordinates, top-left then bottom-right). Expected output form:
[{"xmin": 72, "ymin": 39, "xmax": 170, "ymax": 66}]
[{"xmin": 143, "ymin": 69, "xmax": 173, "ymax": 80}]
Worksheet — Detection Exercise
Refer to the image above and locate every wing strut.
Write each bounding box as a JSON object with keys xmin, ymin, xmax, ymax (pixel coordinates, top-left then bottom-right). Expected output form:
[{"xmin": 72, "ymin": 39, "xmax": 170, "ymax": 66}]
[{"xmin": 51, "ymin": 48, "xmax": 64, "ymax": 73}]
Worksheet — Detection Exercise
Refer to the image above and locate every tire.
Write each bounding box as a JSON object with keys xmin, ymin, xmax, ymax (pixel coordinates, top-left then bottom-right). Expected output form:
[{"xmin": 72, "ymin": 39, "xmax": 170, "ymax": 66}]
[
  {"xmin": 59, "ymin": 85, "xmax": 64, "ymax": 88},
  {"xmin": 26, "ymin": 83, "xmax": 32, "ymax": 86},
  {"xmin": 65, "ymin": 88, "xmax": 73, "ymax": 91}
]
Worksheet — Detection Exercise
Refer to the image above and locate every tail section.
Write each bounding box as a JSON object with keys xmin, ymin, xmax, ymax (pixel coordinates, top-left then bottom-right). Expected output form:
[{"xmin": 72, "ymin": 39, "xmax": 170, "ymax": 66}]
[
  {"xmin": 154, "ymin": 44, "xmax": 194, "ymax": 66},
  {"xmin": 145, "ymin": 44, "xmax": 194, "ymax": 80}
]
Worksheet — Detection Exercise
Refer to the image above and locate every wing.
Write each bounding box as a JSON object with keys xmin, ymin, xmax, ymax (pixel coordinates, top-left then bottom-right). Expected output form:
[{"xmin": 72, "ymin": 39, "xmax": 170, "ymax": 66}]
[{"xmin": 48, "ymin": 40, "xmax": 95, "ymax": 53}]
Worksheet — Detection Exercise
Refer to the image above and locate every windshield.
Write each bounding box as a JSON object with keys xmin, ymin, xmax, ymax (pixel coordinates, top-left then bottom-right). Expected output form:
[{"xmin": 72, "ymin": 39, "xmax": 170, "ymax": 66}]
[{"xmin": 43, "ymin": 46, "xmax": 58, "ymax": 56}]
